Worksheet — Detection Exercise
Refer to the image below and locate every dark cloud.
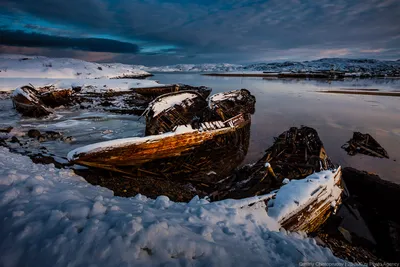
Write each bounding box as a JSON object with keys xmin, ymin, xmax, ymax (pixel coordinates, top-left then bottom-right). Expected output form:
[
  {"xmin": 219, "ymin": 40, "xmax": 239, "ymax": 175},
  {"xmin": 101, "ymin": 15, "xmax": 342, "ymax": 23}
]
[
  {"xmin": 0, "ymin": 0, "xmax": 399, "ymax": 64},
  {"xmin": 0, "ymin": 30, "xmax": 139, "ymax": 54}
]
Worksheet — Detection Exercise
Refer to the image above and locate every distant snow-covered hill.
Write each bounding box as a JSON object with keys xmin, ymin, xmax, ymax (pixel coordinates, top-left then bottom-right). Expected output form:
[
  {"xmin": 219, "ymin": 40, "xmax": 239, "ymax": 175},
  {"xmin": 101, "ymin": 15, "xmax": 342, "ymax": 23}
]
[
  {"xmin": 244, "ymin": 58, "xmax": 400, "ymax": 75},
  {"xmin": 137, "ymin": 58, "xmax": 400, "ymax": 76},
  {"xmin": 134, "ymin": 63, "xmax": 243, "ymax": 72},
  {"xmin": 1, "ymin": 54, "xmax": 399, "ymax": 77},
  {"xmin": 0, "ymin": 54, "xmax": 151, "ymax": 79}
]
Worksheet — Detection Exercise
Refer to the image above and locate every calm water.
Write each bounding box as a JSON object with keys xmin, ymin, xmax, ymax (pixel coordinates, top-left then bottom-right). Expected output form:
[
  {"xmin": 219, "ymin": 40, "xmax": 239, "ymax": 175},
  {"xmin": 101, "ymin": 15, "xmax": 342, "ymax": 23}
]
[
  {"xmin": 152, "ymin": 74, "xmax": 400, "ymax": 183},
  {"xmin": 0, "ymin": 75, "xmax": 399, "ymax": 183}
]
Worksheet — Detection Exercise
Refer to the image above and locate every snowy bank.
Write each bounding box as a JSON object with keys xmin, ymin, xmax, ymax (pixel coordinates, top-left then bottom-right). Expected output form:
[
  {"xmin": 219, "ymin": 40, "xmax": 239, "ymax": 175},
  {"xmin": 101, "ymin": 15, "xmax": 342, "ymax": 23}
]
[
  {"xmin": 0, "ymin": 147, "xmax": 343, "ymax": 267},
  {"xmin": 0, "ymin": 54, "xmax": 151, "ymax": 79},
  {"xmin": 0, "ymin": 78, "xmax": 170, "ymax": 93}
]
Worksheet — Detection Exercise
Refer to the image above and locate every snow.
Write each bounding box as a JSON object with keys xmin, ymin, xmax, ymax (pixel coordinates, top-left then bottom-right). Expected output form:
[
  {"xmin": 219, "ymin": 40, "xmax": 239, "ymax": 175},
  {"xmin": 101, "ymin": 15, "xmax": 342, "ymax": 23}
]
[
  {"xmin": 0, "ymin": 54, "xmax": 150, "ymax": 79},
  {"xmin": 0, "ymin": 54, "xmax": 167, "ymax": 94},
  {"xmin": 0, "ymin": 147, "xmax": 344, "ymax": 267},
  {"xmin": 208, "ymin": 90, "xmax": 243, "ymax": 109},
  {"xmin": 173, "ymin": 125, "xmax": 197, "ymax": 134},
  {"xmin": 135, "ymin": 63, "xmax": 243, "ymax": 73},
  {"xmin": 0, "ymin": 78, "xmax": 169, "ymax": 93},
  {"xmin": 268, "ymin": 170, "xmax": 341, "ymax": 222},
  {"xmin": 210, "ymin": 90, "xmax": 243, "ymax": 103},
  {"xmin": 149, "ymin": 92, "xmax": 199, "ymax": 116},
  {"xmin": 134, "ymin": 58, "xmax": 400, "ymax": 76},
  {"xmin": 11, "ymin": 87, "xmax": 38, "ymax": 103}
]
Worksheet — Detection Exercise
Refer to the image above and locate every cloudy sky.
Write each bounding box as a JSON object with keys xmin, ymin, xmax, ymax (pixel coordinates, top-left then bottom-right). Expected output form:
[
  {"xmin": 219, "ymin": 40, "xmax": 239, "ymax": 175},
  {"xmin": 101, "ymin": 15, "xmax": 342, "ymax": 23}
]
[{"xmin": 1, "ymin": 0, "xmax": 399, "ymax": 65}]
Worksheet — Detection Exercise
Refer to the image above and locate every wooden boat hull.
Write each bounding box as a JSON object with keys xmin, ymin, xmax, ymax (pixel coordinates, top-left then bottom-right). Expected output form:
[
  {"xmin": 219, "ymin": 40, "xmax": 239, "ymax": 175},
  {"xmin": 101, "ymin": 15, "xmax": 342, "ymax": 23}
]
[
  {"xmin": 12, "ymin": 86, "xmax": 52, "ymax": 117},
  {"xmin": 69, "ymin": 114, "xmax": 251, "ymax": 181},
  {"xmin": 132, "ymin": 85, "xmax": 212, "ymax": 99},
  {"xmin": 233, "ymin": 167, "xmax": 343, "ymax": 233},
  {"xmin": 131, "ymin": 85, "xmax": 179, "ymax": 97},
  {"xmin": 144, "ymin": 89, "xmax": 255, "ymax": 136},
  {"xmin": 279, "ymin": 167, "xmax": 342, "ymax": 232},
  {"xmin": 208, "ymin": 126, "xmax": 344, "ymax": 232}
]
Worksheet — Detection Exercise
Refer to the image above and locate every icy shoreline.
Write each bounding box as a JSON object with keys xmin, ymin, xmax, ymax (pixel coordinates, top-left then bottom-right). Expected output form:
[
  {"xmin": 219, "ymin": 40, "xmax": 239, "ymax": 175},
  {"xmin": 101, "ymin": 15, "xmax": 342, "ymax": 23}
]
[{"xmin": 0, "ymin": 147, "xmax": 343, "ymax": 267}]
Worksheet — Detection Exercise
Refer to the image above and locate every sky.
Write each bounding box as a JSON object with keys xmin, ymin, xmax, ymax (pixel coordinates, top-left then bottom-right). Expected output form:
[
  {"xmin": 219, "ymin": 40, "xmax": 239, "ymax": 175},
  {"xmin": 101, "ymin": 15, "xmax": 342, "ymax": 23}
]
[{"xmin": 0, "ymin": 0, "xmax": 399, "ymax": 65}]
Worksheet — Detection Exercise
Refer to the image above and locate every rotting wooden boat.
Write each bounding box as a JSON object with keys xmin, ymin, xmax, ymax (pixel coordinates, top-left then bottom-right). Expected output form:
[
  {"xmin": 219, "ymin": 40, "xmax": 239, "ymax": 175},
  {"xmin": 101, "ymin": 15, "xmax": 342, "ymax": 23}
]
[
  {"xmin": 208, "ymin": 126, "xmax": 344, "ymax": 233},
  {"xmin": 11, "ymin": 85, "xmax": 53, "ymax": 117},
  {"xmin": 11, "ymin": 83, "xmax": 212, "ymax": 117},
  {"xmin": 131, "ymin": 84, "xmax": 212, "ymax": 99},
  {"xmin": 221, "ymin": 167, "xmax": 342, "ymax": 233},
  {"xmin": 144, "ymin": 89, "xmax": 255, "ymax": 135},
  {"xmin": 68, "ymin": 114, "xmax": 251, "ymax": 180},
  {"xmin": 342, "ymin": 132, "xmax": 389, "ymax": 158},
  {"xmin": 68, "ymin": 89, "xmax": 255, "ymax": 180}
]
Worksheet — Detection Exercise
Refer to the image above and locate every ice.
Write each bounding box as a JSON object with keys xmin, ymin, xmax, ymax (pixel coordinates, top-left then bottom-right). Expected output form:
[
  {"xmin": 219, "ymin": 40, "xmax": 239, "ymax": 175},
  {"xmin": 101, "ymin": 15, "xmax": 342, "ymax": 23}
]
[{"xmin": 0, "ymin": 147, "xmax": 345, "ymax": 266}]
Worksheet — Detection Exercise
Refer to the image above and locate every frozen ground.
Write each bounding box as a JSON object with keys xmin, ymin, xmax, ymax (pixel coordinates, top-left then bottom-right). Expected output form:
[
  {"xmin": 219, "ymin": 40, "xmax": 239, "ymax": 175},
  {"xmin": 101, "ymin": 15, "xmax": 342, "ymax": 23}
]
[
  {"xmin": 0, "ymin": 54, "xmax": 150, "ymax": 79},
  {"xmin": 0, "ymin": 147, "xmax": 343, "ymax": 267}
]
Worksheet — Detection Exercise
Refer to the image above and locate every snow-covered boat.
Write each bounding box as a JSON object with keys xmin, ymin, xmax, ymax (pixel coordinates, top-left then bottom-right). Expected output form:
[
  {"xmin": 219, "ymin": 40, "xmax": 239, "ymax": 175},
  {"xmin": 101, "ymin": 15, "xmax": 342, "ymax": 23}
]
[
  {"xmin": 11, "ymin": 86, "xmax": 53, "ymax": 117},
  {"xmin": 68, "ymin": 89, "xmax": 256, "ymax": 180},
  {"xmin": 210, "ymin": 126, "xmax": 344, "ymax": 232},
  {"xmin": 10, "ymin": 83, "xmax": 212, "ymax": 117}
]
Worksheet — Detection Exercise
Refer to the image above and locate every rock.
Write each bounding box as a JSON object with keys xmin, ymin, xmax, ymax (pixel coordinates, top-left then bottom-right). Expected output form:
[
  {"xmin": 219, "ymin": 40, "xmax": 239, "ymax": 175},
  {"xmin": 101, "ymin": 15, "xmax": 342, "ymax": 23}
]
[
  {"xmin": 343, "ymin": 167, "xmax": 400, "ymax": 223},
  {"xmin": 38, "ymin": 135, "xmax": 47, "ymax": 142},
  {"xmin": 62, "ymin": 136, "xmax": 75, "ymax": 143},
  {"xmin": 45, "ymin": 131, "xmax": 62, "ymax": 140},
  {"xmin": 27, "ymin": 129, "xmax": 41, "ymax": 138},
  {"xmin": 0, "ymin": 126, "xmax": 13, "ymax": 133},
  {"xmin": 338, "ymin": 227, "xmax": 352, "ymax": 243},
  {"xmin": 342, "ymin": 167, "xmax": 400, "ymax": 262},
  {"xmin": 0, "ymin": 139, "xmax": 7, "ymax": 147},
  {"xmin": 10, "ymin": 136, "xmax": 20, "ymax": 144}
]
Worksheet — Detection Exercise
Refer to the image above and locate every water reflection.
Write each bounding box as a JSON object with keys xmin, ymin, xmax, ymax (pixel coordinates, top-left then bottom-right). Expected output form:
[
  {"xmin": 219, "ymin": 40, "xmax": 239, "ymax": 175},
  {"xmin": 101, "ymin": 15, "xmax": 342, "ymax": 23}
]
[{"xmin": 151, "ymin": 74, "xmax": 400, "ymax": 183}]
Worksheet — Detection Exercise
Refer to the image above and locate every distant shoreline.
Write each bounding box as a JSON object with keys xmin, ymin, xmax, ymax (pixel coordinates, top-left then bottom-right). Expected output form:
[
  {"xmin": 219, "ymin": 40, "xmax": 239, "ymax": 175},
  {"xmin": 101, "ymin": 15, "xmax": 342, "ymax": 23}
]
[
  {"xmin": 202, "ymin": 73, "xmax": 400, "ymax": 79},
  {"xmin": 318, "ymin": 90, "xmax": 400, "ymax": 97}
]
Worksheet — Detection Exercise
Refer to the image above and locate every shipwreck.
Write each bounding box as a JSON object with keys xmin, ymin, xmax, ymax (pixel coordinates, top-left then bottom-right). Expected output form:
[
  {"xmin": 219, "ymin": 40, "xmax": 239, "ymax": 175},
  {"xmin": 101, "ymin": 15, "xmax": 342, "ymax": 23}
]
[
  {"xmin": 68, "ymin": 89, "xmax": 255, "ymax": 181},
  {"xmin": 67, "ymin": 88, "xmax": 343, "ymax": 233},
  {"xmin": 11, "ymin": 83, "xmax": 212, "ymax": 117},
  {"xmin": 209, "ymin": 126, "xmax": 343, "ymax": 232}
]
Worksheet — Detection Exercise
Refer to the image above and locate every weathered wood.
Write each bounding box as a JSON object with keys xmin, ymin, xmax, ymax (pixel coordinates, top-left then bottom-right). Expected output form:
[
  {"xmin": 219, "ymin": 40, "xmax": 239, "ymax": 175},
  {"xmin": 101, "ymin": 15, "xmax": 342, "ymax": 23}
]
[
  {"xmin": 342, "ymin": 132, "xmax": 389, "ymax": 158},
  {"xmin": 69, "ymin": 114, "xmax": 251, "ymax": 182},
  {"xmin": 40, "ymin": 89, "xmax": 74, "ymax": 108},
  {"xmin": 132, "ymin": 84, "xmax": 211, "ymax": 99},
  {"xmin": 279, "ymin": 168, "xmax": 343, "ymax": 232},
  {"xmin": 212, "ymin": 126, "xmax": 336, "ymax": 200},
  {"xmin": 144, "ymin": 91, "xmax": 210, "ymax": 136},
  {"xmin": 12, "ymin": 86, "xmax": 53, "ymax": 117}
]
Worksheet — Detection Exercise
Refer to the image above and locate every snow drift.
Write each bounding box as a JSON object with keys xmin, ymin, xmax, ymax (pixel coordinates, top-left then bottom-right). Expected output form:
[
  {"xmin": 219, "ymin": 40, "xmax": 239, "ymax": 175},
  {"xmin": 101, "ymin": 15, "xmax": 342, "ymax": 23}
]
[
  {"xmin": 0, "ymin": 54, "xmax": 151, "ymax": 79},
  {"xmin": 0, "ymin": 147, "xmax": 344, "ymax": 267}
]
